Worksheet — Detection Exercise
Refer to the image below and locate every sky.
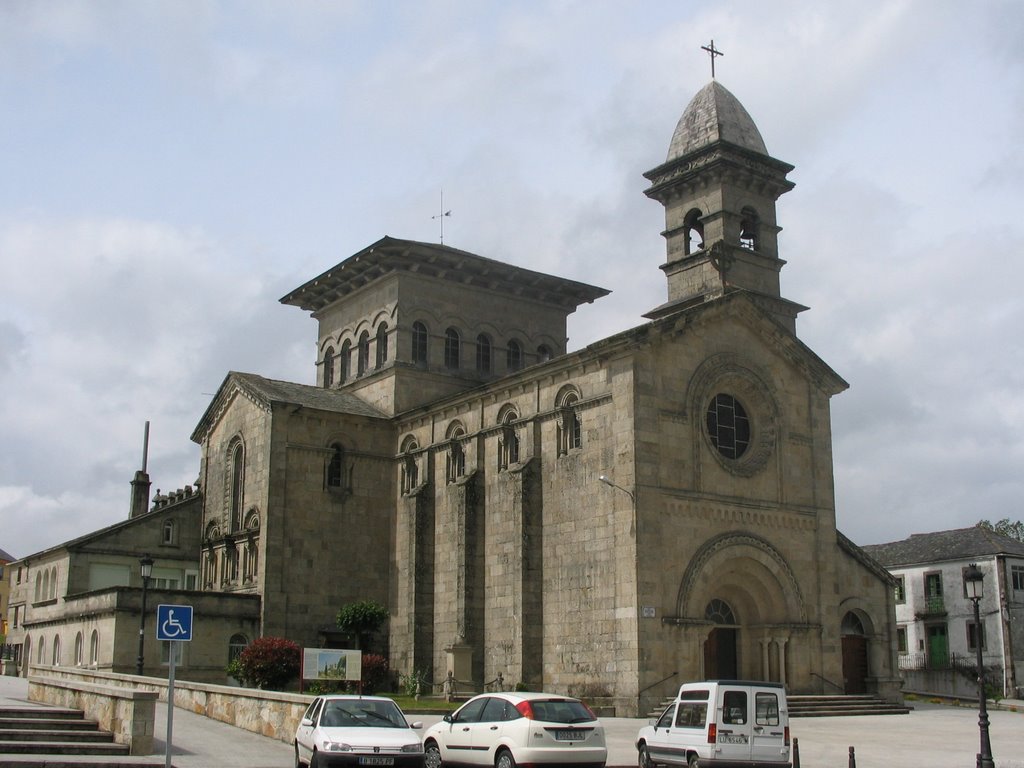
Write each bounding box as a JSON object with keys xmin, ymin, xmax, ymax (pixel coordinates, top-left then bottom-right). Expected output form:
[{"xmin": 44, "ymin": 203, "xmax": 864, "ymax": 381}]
[{"xmin": 2, "ymin": 0, "xmax": 1023, "ymax": 560}]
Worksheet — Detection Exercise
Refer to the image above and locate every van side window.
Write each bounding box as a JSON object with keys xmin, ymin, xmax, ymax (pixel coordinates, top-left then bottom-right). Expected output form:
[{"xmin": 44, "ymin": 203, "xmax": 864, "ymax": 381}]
[
  {"xmin": 674, "ymin": 702, "xmax": 708, "ymax": 728},
  {"xmin": 755, "ymin": 692, "xmax": 780, "ymax": 725},
  {"xmin": 657, "ymin": 706, "xmax": 675, "ymax": 728},
  {"xmin": 722, "ymin": 691, "xmax": 747, "ymax": 724}
]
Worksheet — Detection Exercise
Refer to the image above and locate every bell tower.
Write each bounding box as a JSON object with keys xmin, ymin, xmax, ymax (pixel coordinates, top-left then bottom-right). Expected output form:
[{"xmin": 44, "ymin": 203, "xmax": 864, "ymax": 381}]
[{"xmin": 643, "ymin": 81, "xmax": 805, "ymax": 332}]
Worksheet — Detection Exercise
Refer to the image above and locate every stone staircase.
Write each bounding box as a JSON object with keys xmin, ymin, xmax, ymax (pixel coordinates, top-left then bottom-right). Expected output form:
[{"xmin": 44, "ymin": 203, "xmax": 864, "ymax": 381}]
[
  {"xmin": 0, "ymin": 704, "xmax": 154, "ymax": 767},
  {"xmin": 788, "ymin": 694, "xmax": 912, "ymax": 717},
  {"xmin": 647, "ymin": 694, "xmax": 911, "ymax": 719}
]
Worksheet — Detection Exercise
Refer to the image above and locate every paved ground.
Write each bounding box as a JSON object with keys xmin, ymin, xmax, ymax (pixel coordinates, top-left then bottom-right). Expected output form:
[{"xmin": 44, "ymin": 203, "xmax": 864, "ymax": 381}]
[{"xmin": 2, "ymin": 675, "xmax": 1023, "ymax": 767}]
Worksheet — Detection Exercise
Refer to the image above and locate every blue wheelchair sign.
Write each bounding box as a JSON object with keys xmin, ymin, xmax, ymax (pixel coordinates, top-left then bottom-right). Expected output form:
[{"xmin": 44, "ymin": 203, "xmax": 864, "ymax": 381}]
[{"xmin": 156, "ymin": 604, "xmax": 193, "ymax": 642}]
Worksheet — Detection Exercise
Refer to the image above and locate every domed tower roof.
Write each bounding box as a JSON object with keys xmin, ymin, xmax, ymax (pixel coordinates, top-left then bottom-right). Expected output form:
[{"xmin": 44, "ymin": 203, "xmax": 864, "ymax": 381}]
[{"xmin": 666, "ymin": 80, "xmax": 767, "ymax": 161}]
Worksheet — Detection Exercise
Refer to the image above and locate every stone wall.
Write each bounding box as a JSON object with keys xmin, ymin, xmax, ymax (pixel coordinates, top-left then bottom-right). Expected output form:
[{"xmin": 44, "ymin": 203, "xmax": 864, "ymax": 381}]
[
  {"xmin": 31, "ymin": 666, "xmax": 312, "ymax": 744},
  {"xmin": 28, "ymin": 674, "xmax": 157, "ymax": 755}
]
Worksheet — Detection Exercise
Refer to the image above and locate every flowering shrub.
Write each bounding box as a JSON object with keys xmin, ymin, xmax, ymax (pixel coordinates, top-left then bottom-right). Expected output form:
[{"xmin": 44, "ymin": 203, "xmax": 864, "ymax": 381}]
[
  {"xmin": 237, "ymin": 636, "xmax": 300, "ymax": 690},
  {"xmin": 361, "ymin": 653, "xmax": 390, "ymax": 694}
]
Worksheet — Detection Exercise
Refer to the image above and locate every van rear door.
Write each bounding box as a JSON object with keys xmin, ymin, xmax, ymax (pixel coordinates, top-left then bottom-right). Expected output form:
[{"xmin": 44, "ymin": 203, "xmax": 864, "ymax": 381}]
[
  {"xmin": 750, "ymin": 688, "xmax": 788, "ymax": 764},
  {"xmin": 714, "ymin": 688, "xmax": 753, "ymax": 763}
]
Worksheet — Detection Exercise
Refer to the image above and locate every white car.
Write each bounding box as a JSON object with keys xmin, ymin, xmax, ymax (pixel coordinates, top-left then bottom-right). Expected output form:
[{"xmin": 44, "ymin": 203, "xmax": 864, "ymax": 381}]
[
  {"xmin": 423, "ymin": 691, "xmax": 607, "ymax": 768},
  {"xmin": 295, "ymin": 695, "xmax": 425, "ymax": 768}
]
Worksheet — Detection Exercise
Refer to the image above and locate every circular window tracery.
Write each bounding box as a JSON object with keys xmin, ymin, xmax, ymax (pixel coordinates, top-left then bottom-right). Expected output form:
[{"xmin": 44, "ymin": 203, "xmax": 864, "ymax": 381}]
[{"xmin": 706, "ymin": 393, "xmax": 750, "ymax": 459}]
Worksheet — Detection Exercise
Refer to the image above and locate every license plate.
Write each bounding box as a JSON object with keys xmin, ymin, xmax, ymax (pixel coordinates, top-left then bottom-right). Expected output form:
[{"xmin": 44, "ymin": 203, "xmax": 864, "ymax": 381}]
[
  {"xmin": 554, "ymin": 730, "xmax": 583, "ymax": 741},
  {"xmin": 718, "ymin": 734, "xmax": 748, "ymax": 745},
  {"xmin": 359, "ymin": 758, "xmax": 394, "ymax": 765}
]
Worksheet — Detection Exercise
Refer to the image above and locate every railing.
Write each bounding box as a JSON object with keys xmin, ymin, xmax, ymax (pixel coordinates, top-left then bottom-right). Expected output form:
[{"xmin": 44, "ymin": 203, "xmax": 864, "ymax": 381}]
[
  {"xmin": 639, "ymin": 671, "xmax": 677, "ymax": 698},
  {"xmin": 0, "ymin": 644, "xmax": 21, "ymax": 662},
  {"xmin": 810, "ymin": 671, "xmax": 844, "ymax": 693},
  {"xmin": 921, "ymin": 595, "xmax": 946, "ymax": 614},
  {"xmin": 899, "ymin": 651, "xmax": 978, "ymax": 672}
]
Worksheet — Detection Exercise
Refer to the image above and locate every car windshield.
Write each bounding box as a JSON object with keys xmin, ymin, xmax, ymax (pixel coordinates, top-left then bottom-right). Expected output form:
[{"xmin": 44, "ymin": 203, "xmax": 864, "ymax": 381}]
[
  {"xmin": 320, "ymin": 700, "xmax": 408, "ymax": 728},
  {"xmin": 530, "ymin": 699, "xmax": 595, "ymax": 724}
]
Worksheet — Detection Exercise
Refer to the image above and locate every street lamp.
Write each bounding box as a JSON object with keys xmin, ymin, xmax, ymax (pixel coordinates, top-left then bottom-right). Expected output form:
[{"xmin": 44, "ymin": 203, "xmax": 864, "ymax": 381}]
[
  {"xmin": 963, "ymin": 563, "xmax": 994, "ymax": 768},
  {"xmin": 599, "ymin": 474, "xmax": 636, "ymax": 536},
  {"xmin": 136, "ymin": 554, "xmax": 154, "ymax": 676}
]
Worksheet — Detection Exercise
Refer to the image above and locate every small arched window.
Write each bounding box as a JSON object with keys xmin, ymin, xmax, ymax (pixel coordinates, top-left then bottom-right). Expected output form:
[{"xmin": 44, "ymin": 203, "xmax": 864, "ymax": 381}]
[
  {"xmin": 705, "ymin": 598, "xmax": 737, "ymax": 625},
  {"xmin": 49, "ymin": 567, "xmax": 57, "ymax": 599},
  {"xmin": 401, "ymin": 438, "xmax": 420, "ymax": 494},
  {"xmin": 557, "ymin": 392, "xmax": 582, "ymax": 455},
  {"xmin": 357, "ymin": 331, "xmax": 370, "ymax": 376},
  {"xmin": 506, "ymin": 339, "xmax": 523, "ymax": 372},
  {"xmin": 228, "ymin": 634, "xmax": 248, "ymax": 664},
  {"xmin": 37, "ymin": 637, "xmax": 45, "ymax": 665},
  {"xmin": 323, "ymin": 346, "xmax": 335, "ymax": 388},
  {"xmin": 476, "ymin": 334, "xmax": 492, "ymax": 375},
  {"xmin": 35, "ymin": 572, "xmax": 42, "ymax": 602},
  {"xmin": 446, "ymin": 426, "xmax": 466, "ymax": 484},
  {"xmin": 327, "ymin": 443, "xmax": 345, "ymax": 489},
  {"xmin": 74, "ymin": 632, "xmax": 84, "ymax": 666},
  {"xmin": 445, "ymin": 328, "xmax": 461, "ymax": 370},
  {"xmin": 684, "ymin": 208, "xmax": 704, "ymax": 255},
  {"xmin": 412, "ymin": 322, "xmax": 428, "ymax": 366},
  {"xmin": 498, "ymin": 410, "xmax": 520, "ymax": 470},
  {"xmin": 340, "ymin": 340, "xmax": 351, "ymax": 383},
  {"xmin": 739, "ymin": 206, "xmax": 759, "ymax": 251},
  {"xmin": 537, "ymin": 345, "xmax": 553, "ymax": 362},
  {"xmin": 89, "ymin": 630, "xmax": 99, "ymax": 666},
  {"xmin": 376, "ymin": 325, "xmax": 388, "ymax": 368},
  {"xmin": 52, "ymin": 635, "xmax": 61, "ymax": 666},
  {"xmin": 230, "ymin": 441, "xmax": 245, "ymax": 532},
  {"xmin": 162, "ymin": 519, "xmax": 177, "ymax": 545}
]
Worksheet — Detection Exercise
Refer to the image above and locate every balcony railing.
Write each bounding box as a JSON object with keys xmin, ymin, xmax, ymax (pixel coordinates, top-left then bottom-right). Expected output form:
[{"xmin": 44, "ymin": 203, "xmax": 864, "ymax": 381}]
[{"xmin": 919, "ymin": 595, "xmax": 946, "ymax": 614}]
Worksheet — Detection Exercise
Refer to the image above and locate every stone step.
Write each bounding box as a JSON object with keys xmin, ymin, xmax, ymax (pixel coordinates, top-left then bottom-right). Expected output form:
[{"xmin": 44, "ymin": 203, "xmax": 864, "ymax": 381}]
[
  {"xmin": 0, "ymin": 708, "xmax": 85, "ymax": 721},
  {"xmin": 0, "ymin": 730, "xmax": 115, "ymax": 744},
  {"xmin": 0, "ymin": 718, "xmax": 99, "ymax": 732},
  {"xmin": 0, "ymin": 741, "xmax": 131, "ymax": 756}
]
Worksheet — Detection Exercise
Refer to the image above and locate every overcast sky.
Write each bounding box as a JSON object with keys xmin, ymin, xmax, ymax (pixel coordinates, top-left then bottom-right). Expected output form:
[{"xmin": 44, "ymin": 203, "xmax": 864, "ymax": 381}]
[{"xmin": 2, "ymin": 0, "xmax": 1022, "ymax": 560}]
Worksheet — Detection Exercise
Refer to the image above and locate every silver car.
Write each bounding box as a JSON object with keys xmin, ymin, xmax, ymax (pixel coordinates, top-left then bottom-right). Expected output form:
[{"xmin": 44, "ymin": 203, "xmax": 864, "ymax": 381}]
[{"xmin": 295, "ymin": 695, "xmax": 425, "ymax": 768}]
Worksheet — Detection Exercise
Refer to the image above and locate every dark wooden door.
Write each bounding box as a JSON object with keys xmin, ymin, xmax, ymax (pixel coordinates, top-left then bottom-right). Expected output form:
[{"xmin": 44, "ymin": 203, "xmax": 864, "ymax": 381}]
[
  {"xmin": 705, "ymin": 628, "xmax": 738, "ymax": 678},
  {"xmin": 841, "ymin": 635, "xmax": 868, "ymax": 694}
]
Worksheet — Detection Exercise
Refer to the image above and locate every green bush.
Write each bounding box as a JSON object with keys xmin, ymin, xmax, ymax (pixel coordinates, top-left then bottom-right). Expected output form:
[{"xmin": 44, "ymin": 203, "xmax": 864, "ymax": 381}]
[
  {"xmin": 237, "ymin": 637, "xmax": 301, "ymax": 690},
  {"xmin": 336, "ymin": 600, "xmax": 389, "ymax": 649}
]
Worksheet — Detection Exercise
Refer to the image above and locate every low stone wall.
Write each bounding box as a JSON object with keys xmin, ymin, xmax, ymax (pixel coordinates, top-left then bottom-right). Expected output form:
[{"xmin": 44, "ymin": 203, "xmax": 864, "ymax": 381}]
[
  {"xmin": 28, "ymin": 675, "xmax": 157, "ymax": 755},
  {"xmin": 31, "ymin": 665, "xmax": 311, "ymax": 743}
]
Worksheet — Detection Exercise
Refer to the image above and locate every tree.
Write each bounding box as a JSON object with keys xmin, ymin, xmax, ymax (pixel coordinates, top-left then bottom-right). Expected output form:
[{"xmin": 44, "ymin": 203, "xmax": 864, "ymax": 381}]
[
  {"xmin": 336, "ymin": 600, "xmax": 389, "ymax": 649},
  {"xmin": 235, "ymin": 636, "xmax": 300, "ymax": 690},
  {"xmin": 977, "ymin": 518, "xmax": 1024, "ymax": 542}
]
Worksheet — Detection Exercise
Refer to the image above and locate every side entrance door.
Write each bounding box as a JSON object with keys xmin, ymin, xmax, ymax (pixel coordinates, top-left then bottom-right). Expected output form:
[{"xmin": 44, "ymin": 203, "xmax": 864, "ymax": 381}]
[
  {"xmin": 841, "ymin": 635, "xmax": 868, "ymax": 694},
  {"xmin": 927, "ymin": 624, "xmax": 949, "ymax": 669}
]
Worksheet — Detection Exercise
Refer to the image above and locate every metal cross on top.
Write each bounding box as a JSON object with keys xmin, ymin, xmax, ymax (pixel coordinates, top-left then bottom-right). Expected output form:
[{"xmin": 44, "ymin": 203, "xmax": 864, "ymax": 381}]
[{"xmin": 701, "ymin": 39, "xmax": 724, "ymax": 79}]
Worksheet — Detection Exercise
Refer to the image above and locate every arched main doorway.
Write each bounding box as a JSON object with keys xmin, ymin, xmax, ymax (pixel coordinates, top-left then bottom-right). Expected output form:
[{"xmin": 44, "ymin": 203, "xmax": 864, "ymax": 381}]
[
  {"xmin": 840, "ymin": 611, "xmax": 869, "ymax": 694},
  {"xmin": 703, "ymin": 599, "xmax": 739, "ymax": 679}
]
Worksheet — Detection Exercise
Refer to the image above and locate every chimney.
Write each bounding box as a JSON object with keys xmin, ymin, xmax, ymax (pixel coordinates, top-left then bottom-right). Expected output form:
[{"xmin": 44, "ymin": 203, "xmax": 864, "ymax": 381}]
[{"xmin": 130, "ymin": 421, "xmax": 152, "ymax": 519}]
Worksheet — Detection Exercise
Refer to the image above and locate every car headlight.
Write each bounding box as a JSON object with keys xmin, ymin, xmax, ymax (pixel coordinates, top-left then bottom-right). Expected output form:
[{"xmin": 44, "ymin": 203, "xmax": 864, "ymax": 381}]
[
  {"xmin": 402, "ymin": 743, "xmax": 424, "ymax": 753},
  {"xmin": 323, "ymin": 741, "xmax": 353, "ymax": 752}
]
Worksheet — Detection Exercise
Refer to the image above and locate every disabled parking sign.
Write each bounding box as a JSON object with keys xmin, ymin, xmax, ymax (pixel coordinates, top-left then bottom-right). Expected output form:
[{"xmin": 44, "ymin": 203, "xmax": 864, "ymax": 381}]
[{"xmin": 156, "ymin": 604, "xmax": 193, "ymax": 642}]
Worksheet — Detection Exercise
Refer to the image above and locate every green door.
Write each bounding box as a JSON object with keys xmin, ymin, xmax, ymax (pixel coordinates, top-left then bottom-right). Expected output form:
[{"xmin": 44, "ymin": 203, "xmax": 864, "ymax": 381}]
[{"xmin": 927, "ymin": 624, "xmax": 948, "ymax": 669}]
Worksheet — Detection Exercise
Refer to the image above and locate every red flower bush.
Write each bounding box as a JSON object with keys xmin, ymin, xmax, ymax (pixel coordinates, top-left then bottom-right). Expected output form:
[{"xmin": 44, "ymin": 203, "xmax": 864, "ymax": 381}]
[{"xmin": 237, "ymin": 636, "xmax": 301, "ymax": 690}]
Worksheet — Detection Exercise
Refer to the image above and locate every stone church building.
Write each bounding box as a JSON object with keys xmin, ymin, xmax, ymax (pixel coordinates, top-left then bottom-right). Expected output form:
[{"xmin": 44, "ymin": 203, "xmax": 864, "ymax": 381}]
[{"xmin": 191, "ymin": 79, "xmax": 900, "ymax": 715}]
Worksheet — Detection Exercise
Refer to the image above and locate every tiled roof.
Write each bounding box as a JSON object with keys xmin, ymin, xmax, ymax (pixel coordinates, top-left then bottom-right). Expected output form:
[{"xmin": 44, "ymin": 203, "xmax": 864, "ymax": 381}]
[
  {"xmin": 231, "ymin": 373, "xmax": 388, "ymax": 419},
  {"xmin": 0, "ymin": 546, "xmax": 15, "ymax": 562},
  {"xmin": 862, "ymin": 526, "xmax": 1024, "ymax": 567}
]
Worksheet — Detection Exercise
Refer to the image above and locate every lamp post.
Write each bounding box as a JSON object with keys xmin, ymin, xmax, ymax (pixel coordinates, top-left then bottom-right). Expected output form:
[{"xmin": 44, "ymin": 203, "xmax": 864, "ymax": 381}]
[
  {"xmin": 599, "ymin": 474, "xmax": 636, "ymax": 536},
  {"xmin": 963, "ymin": 563, "xmax": 994, "ymax": 768},
  {"xmin": 136, "ymin": 554, "xmax": 154, "ymax": 676}
]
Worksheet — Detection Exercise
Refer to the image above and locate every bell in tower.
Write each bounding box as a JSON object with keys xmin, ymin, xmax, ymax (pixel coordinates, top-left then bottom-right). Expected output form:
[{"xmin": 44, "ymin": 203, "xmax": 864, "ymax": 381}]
[{"xmin": 643, "ymin": 80, "xmax": 806, "ymax": 333}]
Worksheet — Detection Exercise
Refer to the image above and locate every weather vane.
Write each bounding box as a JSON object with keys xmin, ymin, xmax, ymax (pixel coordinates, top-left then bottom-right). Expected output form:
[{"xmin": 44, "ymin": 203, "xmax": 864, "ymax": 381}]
[
  {"xmin": 701, "ymin": 39, "xmax": 724, "ymax": 79},
  {"xmin": 432, "ymin": 189, "xmax": 452, "ymax": 245}
]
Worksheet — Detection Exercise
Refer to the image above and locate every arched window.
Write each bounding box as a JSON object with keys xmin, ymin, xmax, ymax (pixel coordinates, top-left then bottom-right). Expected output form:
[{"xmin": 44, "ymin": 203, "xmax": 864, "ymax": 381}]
[
  {"xmin": 445, "ymin": 328, "xmax": 461, "ymax": 370},
  {"xmin": 446, "ymin": 426, "xmax": 466, "ymax": 484},
  {"xmin": 705, "ymin": 598, "xmax": 737, "ymax": 625},
  {"xmin": 322, "ymin": 346, "xmax": 335, "ymax": 388},
  {"xmin": 498, "ymin": 410, "xmax": 520, "ymax": 470},
  {"xmin": 684, "ymin": 208, "xmax": 704, "ymax": 255},
  {"xmin": 537, "ymin": 345, "xmax": 553, "ymax": 362},
  {"xmin": 340, "ymin": 340, "xmax": 351, "ymax": 383},
  {"xmin": 162, "ymin": 519, "xmax": 177, "ymax": 545},
  {"xmin": 89, "ymin": 630, "xmax": 99, "ymax": 666},
  {"xmin": 228, "ymin": 634, "xmax": 248, "ymax": 664},
  {"xmin": 411, "ymin": 322, "xmax": 428, "ymax": 366},
  {"xmin": 376, "ymin": 324, "xmax": 388, "ymax": 368},
  {"xmin": 74, "ymin": 632, "xmax": 84, "ymax": 666},
  {"xmin": 49, "ymin": 567, "xmax": 57, "ymax": 599},
  {"xmin": 37, "ymin": 637, "xmax": 45, "ymax": 665},
  {"xmin": 739, "ymin": 206, "xmax": 759, "ymax": 251},
  {"xmin": 35, "ymin": 572, "xmax": 42, "ymax": 602},
  {"xmin": 506, "ymin": 339, "xmax": 523, "ymax": 372},
  {"xmin": 40, "ymin": 571, "xmax": 49, "ymax": 602},
  {"xmin": 476, "ymin": 334, "xmax": 492, "ymax": 375},
  {"xmin": 230, "ymin": 441, "xmax": 244, "ymax": 532},
  {"xmin": 357, "ymin": 331, "xmax": 370, "ymax": 376},
  {"xmin": 557, "ymin": 392, "xmax": 582, "ymax": 455},
  {"xmin": 326, "ymin": 443, "xmax": 345, "ymax": 489},
  {"xmin": 52, "ymin": 635, "xmax": 61, "ymax": 666},
  {"xmin": 401, "ymin": 438, "xmax": 420, "ymax": 494}
]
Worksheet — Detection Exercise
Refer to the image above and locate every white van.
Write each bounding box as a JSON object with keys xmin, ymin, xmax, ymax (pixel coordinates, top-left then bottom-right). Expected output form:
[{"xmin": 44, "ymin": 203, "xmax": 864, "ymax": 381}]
[{"xmin": 636, "ymin": 681, "xmax": 790, "ymax": 768}]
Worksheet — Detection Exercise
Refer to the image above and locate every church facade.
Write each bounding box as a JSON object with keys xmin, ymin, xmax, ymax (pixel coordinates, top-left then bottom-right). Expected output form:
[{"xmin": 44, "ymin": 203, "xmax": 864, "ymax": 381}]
[{"xmin": 191, "ymin": 80, "xmax": 900, "ymax": 715}]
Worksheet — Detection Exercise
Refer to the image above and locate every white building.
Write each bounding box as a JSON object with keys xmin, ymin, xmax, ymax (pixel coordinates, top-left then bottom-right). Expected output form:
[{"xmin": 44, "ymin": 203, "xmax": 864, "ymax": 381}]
[{"xmin": 864, "ymin": 527, "xmax": 1024, "ymax": 698}]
